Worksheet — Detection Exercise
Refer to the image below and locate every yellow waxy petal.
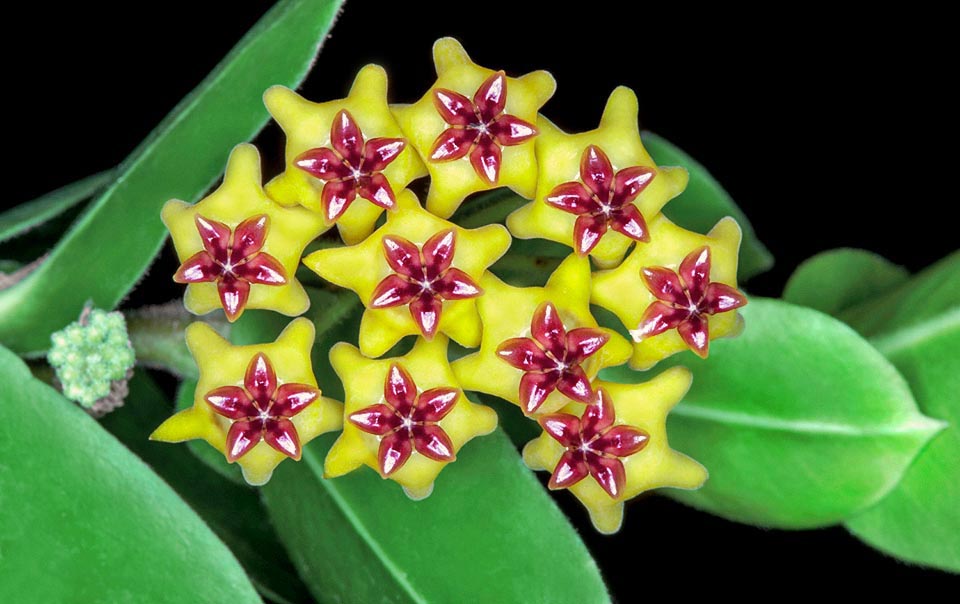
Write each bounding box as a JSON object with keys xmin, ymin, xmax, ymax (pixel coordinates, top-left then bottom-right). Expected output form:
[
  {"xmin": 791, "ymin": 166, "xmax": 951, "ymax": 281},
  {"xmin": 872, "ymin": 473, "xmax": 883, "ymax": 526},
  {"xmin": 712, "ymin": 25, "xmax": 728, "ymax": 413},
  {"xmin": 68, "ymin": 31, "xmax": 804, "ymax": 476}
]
[
  {"xmin": 523, "ymin": 368, "xmax": 707, "ymax": 534},
  {"xmin": 302, "ymin": 190, "xmax": 511, "ymax": 357},
  {"xmin": 507, "ymin": 87, "xmax": 689, "ymax": 268},
  {"xmin": 162, "ymin": 144, "xmax": 326, "ymax": 321},
  {"xmin": 265, "ymin": 64, "xmax": 426, "ymax": 244},
  {"xmin": 325, "ymin": 336, "xmax": 498, "ymax": 499},
  {"xmin": 150, "ymin": 318, "xmax": 343, "ymax": 486},
  {"xmin": 451, "ymin": 254, "xmax": 632, "ymax": 416},
  {"xmin": 393, "ymin": 37, "xmax": 555, "ymax": 218},
  {"xmin": 592, "ymin": 214, "xmax": 745, "ymax": 369}
]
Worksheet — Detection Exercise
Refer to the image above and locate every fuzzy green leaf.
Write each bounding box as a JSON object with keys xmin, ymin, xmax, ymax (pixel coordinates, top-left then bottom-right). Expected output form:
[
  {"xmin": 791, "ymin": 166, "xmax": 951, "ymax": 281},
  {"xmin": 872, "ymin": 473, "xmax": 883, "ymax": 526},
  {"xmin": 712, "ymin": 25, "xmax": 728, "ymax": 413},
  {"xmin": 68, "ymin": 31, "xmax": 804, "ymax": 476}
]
[
  {"xmin": 0, "ymin": 347, "xmax": 261, "ymax": 603},
  {"xmin": 0, "ymin": 0, "xmax": 344, "ymax": 354},
  {"xmin": 837, "ymin": 253, "xmax": 960, "ymax": 573},
  {"xmin": 603, "ymin": 298, "xmax": 943, "ymax": 529},
  {"xmin": 643, "ymin": 131, "xmax": 774, "ymax": 280},
  {"xmin": 0, "ymin": 170, "xmax": 113, "ymax": 245},
  {"xmin": 783, "ymin": 248, "xmax": 910, "ymax": 316}
]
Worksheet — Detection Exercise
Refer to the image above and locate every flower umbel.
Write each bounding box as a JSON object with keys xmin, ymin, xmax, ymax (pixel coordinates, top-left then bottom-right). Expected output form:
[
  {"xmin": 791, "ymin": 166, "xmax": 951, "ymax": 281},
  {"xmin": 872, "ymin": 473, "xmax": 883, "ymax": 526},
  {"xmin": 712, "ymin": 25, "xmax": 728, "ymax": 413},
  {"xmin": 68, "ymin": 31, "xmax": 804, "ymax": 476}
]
[
  {"xmin": 430, "ymin": 71, "xmax": 538, "ymax": 184},
  {"xmin": 545, "ymin": 145, "xmax": 654, "ymax": 256},
  {"xmin": 497, "ymin": 301, "xmax": 609, "ymax": 414},
  {"xmin": 349, "ymin": 364, "xmax": 459, "ymax": 475},
  {"xmin": 174, "ymin": 214, "xmax": 287, "ymax": 321},
  {"xmin": 632, "ymin": 246, "xmax": 747, "ymax": 357},
  {"xmin": 294, "ymin": 109, "xmax": 406, "ymax": 222},
  {"xmin": 370, "ymin": 229, "xmax": 482, "ymax": 338},
  {"xmin": 205, "ymin": 352, "xmax": 320, "ymax": 461},
  {"xmin": 540, "ymin": 389, "xmax": 649, "ymax": 498}
]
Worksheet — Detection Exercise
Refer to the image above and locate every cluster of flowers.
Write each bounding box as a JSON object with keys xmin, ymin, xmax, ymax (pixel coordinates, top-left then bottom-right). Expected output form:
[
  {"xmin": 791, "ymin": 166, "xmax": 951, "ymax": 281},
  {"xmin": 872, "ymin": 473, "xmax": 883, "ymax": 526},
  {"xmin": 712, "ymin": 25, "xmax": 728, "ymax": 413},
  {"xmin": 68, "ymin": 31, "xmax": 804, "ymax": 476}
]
[{"xmin": 153, "ymin": 38, "xmax": 747, "ymax": 533}]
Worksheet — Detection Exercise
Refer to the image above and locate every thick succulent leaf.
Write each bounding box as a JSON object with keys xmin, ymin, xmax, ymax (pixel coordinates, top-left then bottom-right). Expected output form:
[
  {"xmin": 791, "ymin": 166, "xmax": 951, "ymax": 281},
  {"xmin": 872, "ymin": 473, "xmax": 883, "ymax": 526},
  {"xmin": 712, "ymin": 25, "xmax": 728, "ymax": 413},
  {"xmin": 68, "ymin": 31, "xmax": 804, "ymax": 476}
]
[
  {"xmin": 0, "ymin": 346, "xmax": 261, "ymax": 603},
  {"xmin": 783, "ymin": 248, "xmax": 910, "ymax": 316},
  {"xmin": 0, "ymin": 0, "xmax": 345, "ymax": 354},
  {"xmin": 642, "ymin": 131, "xmax": 774, "ymax": 280},
  {"xmin": 0, "ymin": 170, "xmax": 113, "ymax": 244},
  {"xmin": 836, "ymin": 253, "xmax": 960, "ymax": 573},
  {"xmin": 603, "ymin": 298, "xmax": 943, "ymax": 529},
  {"xmin": 233, "ymin": 295, "xmax": 610, "ymax": 604}
]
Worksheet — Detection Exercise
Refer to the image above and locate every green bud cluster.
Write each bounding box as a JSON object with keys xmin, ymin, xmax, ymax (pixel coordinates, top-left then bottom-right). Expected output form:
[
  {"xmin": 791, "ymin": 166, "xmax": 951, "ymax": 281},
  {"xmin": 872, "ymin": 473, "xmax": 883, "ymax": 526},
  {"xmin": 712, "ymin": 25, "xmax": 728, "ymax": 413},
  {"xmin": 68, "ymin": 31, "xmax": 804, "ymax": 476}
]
[{"xmin": 47, "ymin": 309, "xmax": 136, "ymax": 407}]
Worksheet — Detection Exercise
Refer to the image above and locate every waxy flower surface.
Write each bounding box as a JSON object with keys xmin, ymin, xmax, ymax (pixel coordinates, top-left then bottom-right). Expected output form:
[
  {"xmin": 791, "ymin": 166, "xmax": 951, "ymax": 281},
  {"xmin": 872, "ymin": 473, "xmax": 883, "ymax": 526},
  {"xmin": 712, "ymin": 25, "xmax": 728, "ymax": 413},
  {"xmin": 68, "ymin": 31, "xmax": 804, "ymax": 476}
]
[
  {"xmin": 151, "ymin": 318, "xmax": 342, "ymax": 485},
  {"xmin": 507, "ymin": 87, "xmax": 689, "ymax": 268},
  {"xmin": 304, "ymin": 190, "xmax": 510, "ymax": 357},
  {"xmin": 524, "ymin": 370, "xmax": 708, "ymax": 534},
  {"xmin": 452, "ymin": 254, "xmax": 632, "ymax": 416},
  {"xmin": 265, "ymin": 64, "xmax": 425, "ymax": 244},
  {"xmin": 592, "ymin": 214, "xmax": 745, "ymax": 369},
  {"xmin": 325, "ymin": 337, "xmax": 497, "ymax": 500},
  {"xmin": 394, "ymin": 37, "xmax": 555, "ymax": 218},
  {"xmin": 163, "ymin": 144, "xmax": 326, "ymax": 321}
]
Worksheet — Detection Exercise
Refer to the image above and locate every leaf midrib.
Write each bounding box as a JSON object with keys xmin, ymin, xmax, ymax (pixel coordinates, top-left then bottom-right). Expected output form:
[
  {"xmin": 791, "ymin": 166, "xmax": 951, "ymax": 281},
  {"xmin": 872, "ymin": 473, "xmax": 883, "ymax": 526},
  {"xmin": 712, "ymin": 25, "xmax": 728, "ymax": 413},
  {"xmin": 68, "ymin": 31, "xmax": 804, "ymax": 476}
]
[
  {"xmin": 672, "ymin": 402, "xmax": 944, "ymax": 436},
  {"xmin": 301, "ymin": 448, "xmax": 429, "ymax": 604},
  {"xmin": 871, "ymin": 306, "xmax": 960, "ymax": 357}
]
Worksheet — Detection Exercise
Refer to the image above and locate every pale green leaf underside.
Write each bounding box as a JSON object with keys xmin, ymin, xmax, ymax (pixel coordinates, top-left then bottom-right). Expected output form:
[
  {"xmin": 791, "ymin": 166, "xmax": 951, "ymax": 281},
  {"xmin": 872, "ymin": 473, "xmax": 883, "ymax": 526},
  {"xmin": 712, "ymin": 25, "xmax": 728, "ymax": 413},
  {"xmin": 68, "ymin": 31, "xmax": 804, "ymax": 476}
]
[{"xmin": 0, "ymin": 170, "xmax": 113, "ymax": 244}]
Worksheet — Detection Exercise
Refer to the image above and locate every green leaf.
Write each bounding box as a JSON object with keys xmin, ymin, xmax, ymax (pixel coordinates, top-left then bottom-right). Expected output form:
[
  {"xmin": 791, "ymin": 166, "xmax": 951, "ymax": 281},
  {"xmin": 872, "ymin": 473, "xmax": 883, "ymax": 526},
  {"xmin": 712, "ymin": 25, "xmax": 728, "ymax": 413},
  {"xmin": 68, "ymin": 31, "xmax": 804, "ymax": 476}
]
[
  {"xmin": 264, "ymin": 432, "xmax": 609, "ymax": 604},
  {"xmin": 783, "ymin": 248, "xmax": 910, "ymax": 316},
  {"xmin": 0, "ymin": 0, "xmax": 345, "ymax": 355},
  {"xmin": 642, "ymin": 131, "xmax": 774, "ymax": 280},
  {"xmin": 233, "ymin": 299, "xmax": 610, "ymax": 604},
  {"xmin": 603, "ymin": 298, "xmax": 943, "ymax": 529},
  {"xmin": 101, "ymin": 372, "xmax": 312, "ymax": 604},
  {"xmin": 838, "ymin": 254, "xmax": 960, "ymax": 573},
  {"xmin": 0, "ymin": 346, "xmax": 261, "ymax": 603},
  {"xmin": 0, "ymin": 170, "xmax": 113, "ymax": 245},
  {"xmin": 451, "ymin": 188, "xmax": 527, "ymax": 228}
]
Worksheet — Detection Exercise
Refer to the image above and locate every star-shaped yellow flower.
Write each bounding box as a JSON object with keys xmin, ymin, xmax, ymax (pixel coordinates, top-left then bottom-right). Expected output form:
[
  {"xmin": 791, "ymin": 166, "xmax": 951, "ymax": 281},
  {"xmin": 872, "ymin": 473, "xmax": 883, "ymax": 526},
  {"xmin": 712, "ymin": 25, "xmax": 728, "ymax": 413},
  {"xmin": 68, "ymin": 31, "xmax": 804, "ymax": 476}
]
[
  {"xmin": 592, "ymin": 214, "xmax": 745, "ymax": 370},
  {"xmin": 302, "ymin": 190, "xmax": 510, "ymax": 358},
  {"xmin": 523, "ymin": 370, "xmax": 708, "ymax": 534},
  {"xmin": 325, "ymin": 336, "xmax": 498, "ymax": 500},
  {"xmin": 506, "ymin": 87, "xmax": 690, "ymax": 269},
  {"xmin": 150, "ymin": 318, "xmax": 343, "ymax": 486},
  {"xmin": 264, "ymin": 64, "xmax": 427, "ymax": 244},
  {"xmin": 163, "ymin": 144, "xmax": 326, "ymax": 322},
  {"xmin": 393, "ymin": 37, "xmax": 555, "ymax": 218},
  {"xmin": 451, "ymin": 254, "xmax": 633, "ymax": 416}
]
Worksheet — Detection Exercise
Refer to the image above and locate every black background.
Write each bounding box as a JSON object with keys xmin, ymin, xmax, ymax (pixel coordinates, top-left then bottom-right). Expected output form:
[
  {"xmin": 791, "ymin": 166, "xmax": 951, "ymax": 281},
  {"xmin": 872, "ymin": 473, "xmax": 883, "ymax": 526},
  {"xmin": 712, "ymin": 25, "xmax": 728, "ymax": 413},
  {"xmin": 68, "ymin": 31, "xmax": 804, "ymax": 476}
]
[{"xmin": 6, "ymin": 0, "xmax": 956, "ymax": 598}]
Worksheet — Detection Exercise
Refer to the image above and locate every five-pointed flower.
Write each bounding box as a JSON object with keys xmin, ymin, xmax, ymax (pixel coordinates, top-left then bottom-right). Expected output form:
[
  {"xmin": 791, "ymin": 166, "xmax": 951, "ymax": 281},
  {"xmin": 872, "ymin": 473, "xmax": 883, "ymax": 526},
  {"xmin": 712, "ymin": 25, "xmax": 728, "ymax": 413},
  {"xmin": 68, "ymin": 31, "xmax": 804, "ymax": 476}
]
[
  {"xmin": 430, "ymin": 71, "xmax": 538, "ymax": 185},
  {"xmin": 151, "ymin": 318, "xmax": 342, "ymax": 486},
  {"xmin": 174, "ymin": 214, "xmax": 287, "ymax": 321},
  {"xmin": 394, "ymin": 37, "xmax": 555, "ymax": 218},
  {"xmin": 206, "ymin": 352, "xmax": 319, "ymax": 462},
  {"xmin": 508, "ymin": 87, "xmax": 689, "ymax": 268},
  {"xmin": 325, "ymin": 337, "xmax": 497, "ymax": 500},
  {"xmin": 304, "ymin": 190, "xmax": 510, "ymax": 357},
  {"xmin": 294, "ymin": 109, "xmax": 406, "ymax": 223},
  {"xmin": 539, "ymin": 388, "xmax": 649, "ymax": 498},
  {"xmin": 370, "ymin": 229, "xmax": 482, "ymax": 339},
  {"xmin": 545, "ymin": 145, "xmax": 654, "ymax": 256},
  {"xmin": 452, "ymin": 254, "xmax": 632, "ymax": 416},
  {"xmin": 524, "ymin": 370, "xmax": 707, "ymax": 534},
  {"xmin": 163, "ymin": 144, "xmax": 326, "ymax": 321},
  {"xmin": 592, "ymin": 214, "xmax": 746, "ymax": 369},
  {"xmin": 633, "ymin": 245, "xmax": 747, "ymax": 358},
  {"xmin": 497, "ymin": 302, "xmax": 609, "ymax": 414},
  {"xmin": 265, "ymin": 64, "xmax": 426, "ymax": 244},
  {"xmin": 349, "ymin": 363, "xmax": 459, "ymax": 476}
]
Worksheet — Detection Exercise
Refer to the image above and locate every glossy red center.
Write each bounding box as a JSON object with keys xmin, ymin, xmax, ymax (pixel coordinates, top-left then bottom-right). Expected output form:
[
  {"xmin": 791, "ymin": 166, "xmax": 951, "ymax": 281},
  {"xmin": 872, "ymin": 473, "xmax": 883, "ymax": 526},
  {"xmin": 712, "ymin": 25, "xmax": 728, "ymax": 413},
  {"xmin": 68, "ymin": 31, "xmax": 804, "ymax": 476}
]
[
  {"xmin": 539, "ymin": 388, "xmax": 649, "ymax": 499},
  {"xmin": 496, "ymin": 301, "xmax": 609, "ymax": 415},
  {"xmin": 349, "ymin": 364, "xmax": 460, "ymax": 476},
  {"xmin": 369, "ymin": 229, "xmax": 482, "ymax": 339},
  {"xmin": 545, "ymin": 145, "xmax": 655, "ymax": 255},
  {"xmin": 174, "ymin": 214, "xmax": 287, "ymax": 322},
  {"xmin": 294, "ymin": 109, "xmax": 406, "ymax": 222},
  {"xmin": 204, "ymin": 352, "xmax": 320, "ymax": 462},
  {"xmin": 429, "ymin": 71, "xmax": 538, "ymax": 185},
  {"xmin": 633, "ymin": 245, "xmax": 748, "ymax": 358}
]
